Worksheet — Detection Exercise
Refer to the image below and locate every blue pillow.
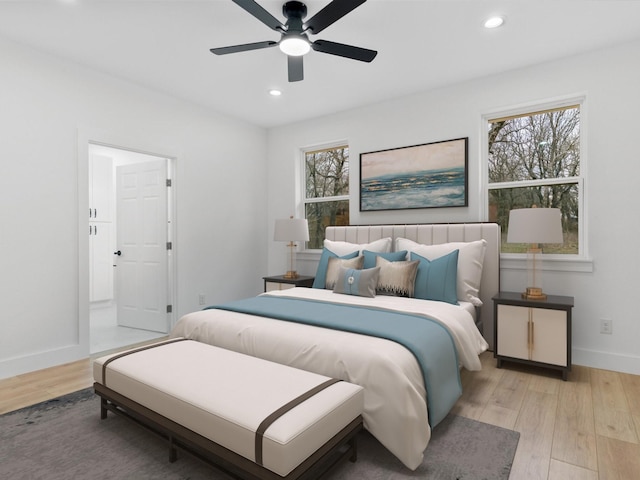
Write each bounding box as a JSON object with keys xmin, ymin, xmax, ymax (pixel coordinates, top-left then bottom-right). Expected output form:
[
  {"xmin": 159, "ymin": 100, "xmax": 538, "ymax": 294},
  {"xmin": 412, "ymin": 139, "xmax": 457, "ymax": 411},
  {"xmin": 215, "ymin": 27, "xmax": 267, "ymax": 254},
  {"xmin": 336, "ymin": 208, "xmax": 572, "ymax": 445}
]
[
  {"xmin": 312, "ymin": 248, "xmax": 359, "ymax": 289},
  {"xmin": 411, "ymin": 250, "xmax": 459, "ymax": 305},
  {"xmin": 362, "ymin": 250, "xmax": 408, "ymax": 269}
]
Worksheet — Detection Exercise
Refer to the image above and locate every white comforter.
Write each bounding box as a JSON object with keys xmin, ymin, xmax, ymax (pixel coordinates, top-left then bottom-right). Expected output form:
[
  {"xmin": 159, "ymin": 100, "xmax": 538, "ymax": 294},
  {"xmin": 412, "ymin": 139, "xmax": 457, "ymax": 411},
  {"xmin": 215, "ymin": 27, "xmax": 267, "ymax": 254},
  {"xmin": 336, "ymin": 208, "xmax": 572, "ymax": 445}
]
[{"xmin": 170, "ymin": 288, "xmax": 488, "ymax": 470}]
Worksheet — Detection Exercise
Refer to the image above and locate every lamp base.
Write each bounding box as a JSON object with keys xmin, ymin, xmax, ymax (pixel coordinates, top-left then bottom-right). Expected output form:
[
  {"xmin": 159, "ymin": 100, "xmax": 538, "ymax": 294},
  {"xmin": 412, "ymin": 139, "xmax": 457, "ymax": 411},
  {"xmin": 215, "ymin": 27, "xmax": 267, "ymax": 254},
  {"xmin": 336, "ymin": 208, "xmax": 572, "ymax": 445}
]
[
  {"xmin": 283, "ymin": 270, "xmax": 299, "ymax": 279},
  {"xmin": 522, "ymin": 287, "xmax": 547, "ymax": 301}
]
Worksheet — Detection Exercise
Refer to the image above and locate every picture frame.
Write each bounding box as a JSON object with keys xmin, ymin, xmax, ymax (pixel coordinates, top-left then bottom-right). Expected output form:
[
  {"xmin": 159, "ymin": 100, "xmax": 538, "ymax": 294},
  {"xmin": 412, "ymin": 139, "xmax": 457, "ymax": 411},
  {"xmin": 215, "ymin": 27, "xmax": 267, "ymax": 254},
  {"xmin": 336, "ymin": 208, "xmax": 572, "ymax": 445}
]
[{"xmin": 359, "ymin": 137, "xmax": 468, "ymax": 211}]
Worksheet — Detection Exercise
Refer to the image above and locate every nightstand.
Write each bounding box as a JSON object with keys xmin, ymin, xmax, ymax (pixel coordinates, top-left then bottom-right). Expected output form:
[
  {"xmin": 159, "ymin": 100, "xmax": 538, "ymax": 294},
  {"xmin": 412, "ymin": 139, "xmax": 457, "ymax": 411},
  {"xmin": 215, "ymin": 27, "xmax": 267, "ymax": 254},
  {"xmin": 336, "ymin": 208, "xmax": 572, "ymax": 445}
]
[
  {"xmin": 493, "ymin": 291, "xmax": 574, "ymax": 380},
  {"xmin": 263, "ymin": 275, "xmax": 315, "ymax": 292}
]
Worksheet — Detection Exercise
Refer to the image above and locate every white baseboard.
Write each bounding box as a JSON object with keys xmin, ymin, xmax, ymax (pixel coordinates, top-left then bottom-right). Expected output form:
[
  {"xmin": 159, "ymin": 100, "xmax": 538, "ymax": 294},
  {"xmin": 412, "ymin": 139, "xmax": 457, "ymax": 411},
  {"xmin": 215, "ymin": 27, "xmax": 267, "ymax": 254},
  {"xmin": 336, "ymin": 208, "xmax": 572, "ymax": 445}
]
[
  {"xmin": 0, "ymin": 344, "xmax": 88, "ymax": 380},
  {"xmin": 3, "ymin": 341, "xmax": 637, "ymax": 380},
  {"xmin": 572, "ymin": 347, "xmax": 640, "ymax": 375}
]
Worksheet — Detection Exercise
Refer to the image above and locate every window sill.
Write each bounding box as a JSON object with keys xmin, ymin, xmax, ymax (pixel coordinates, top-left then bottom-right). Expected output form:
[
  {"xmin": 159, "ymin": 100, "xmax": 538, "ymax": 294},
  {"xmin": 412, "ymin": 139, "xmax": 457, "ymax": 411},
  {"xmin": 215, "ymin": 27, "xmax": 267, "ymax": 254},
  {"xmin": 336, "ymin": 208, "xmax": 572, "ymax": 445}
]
[
  {"xmin": 298, "ymin": 249, "xmax": 322, "ymax": 260},
  {"xmin": 500, "ymin": 254, "xmax": 593, "ymax": 273}
]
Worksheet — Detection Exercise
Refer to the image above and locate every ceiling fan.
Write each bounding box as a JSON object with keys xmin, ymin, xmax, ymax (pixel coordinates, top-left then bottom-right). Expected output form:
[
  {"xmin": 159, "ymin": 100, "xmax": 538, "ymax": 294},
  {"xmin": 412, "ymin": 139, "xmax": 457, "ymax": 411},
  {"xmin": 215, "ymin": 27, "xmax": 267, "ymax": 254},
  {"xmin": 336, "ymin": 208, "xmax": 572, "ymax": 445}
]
[{"xmin": 210, "ymin": 0, "xmax": 377, "ymax": 82}]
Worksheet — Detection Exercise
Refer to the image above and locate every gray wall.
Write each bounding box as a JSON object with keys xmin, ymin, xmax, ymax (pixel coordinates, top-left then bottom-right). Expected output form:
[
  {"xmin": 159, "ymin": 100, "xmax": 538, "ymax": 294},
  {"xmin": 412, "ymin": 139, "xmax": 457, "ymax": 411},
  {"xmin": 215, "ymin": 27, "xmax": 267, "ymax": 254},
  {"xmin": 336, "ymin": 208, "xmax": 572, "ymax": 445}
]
[
  {"xmin": 266, "ymin": 39, "xmax": 640, "ymax": 375},
  {"xmin": 2, "ymin": 33, "xmax": 638, "ymax": 378},
  {"xmin": 0, "ymin": 37, "xmax": 268, "ymax": 378}
]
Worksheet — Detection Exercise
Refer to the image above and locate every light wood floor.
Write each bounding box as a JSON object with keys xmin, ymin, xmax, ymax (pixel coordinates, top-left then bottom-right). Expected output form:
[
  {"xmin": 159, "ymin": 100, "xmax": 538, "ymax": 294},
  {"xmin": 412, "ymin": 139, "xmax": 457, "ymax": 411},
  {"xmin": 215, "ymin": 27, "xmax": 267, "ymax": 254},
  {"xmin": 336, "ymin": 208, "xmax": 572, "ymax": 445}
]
[
  {"xmin": 0, "ymin": 339, "xmax": 168, "ymax": 416},
  {"xmin": 452, "ymin": 352, "xmax": 640, "ymax": 480},
  {"xmin": 1, "ymin": 349, "xmax": 639, "ymax": 479}
]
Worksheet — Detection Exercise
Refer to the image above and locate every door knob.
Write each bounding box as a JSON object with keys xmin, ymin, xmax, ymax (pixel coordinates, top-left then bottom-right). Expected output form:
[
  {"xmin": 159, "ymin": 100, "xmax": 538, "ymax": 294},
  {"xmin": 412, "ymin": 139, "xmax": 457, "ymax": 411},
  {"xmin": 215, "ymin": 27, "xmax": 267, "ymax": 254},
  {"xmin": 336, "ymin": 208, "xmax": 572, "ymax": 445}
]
[{"xmin": 114, "ymin": 250, "xmax": 122, "ymax": 256}]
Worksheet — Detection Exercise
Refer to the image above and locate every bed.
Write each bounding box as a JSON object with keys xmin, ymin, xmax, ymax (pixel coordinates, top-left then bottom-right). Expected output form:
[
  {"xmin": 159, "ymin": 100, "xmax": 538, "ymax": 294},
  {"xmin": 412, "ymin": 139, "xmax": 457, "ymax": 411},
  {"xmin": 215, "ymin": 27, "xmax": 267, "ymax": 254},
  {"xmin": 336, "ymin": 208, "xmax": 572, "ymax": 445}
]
[{"xmin": 171, "ymin": 223, "xmax": 500, "ymax": 470}]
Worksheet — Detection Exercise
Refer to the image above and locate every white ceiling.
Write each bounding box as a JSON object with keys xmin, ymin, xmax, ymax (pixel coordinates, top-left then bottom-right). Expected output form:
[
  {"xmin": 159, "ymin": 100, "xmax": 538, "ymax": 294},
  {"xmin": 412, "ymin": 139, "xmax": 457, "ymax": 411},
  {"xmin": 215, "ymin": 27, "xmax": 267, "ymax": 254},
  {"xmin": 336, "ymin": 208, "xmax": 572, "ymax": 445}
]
[{"xmin": 1, "ymin": 0, "xmax": 640, "ymax": 128}]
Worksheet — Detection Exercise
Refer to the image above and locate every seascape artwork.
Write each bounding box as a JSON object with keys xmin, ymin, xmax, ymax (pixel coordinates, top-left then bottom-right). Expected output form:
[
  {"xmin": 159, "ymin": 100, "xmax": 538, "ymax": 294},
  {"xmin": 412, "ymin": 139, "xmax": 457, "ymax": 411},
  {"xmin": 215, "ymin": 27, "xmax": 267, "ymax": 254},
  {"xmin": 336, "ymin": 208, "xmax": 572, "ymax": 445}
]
[{"xmin": 360, "ymin": 138, "xmax": 468, "ymax": 211}]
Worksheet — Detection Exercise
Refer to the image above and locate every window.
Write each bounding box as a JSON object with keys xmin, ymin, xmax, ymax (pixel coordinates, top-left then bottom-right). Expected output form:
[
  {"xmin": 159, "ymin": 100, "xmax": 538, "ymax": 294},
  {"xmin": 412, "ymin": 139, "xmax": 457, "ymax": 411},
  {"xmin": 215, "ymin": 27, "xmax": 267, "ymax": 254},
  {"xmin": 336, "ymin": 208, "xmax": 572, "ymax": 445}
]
[
  {"xmin": 303, "ymin": 144, "xmax": 350, "ymax": 249},
  {"xmin": 487, "ymin": 103, "xmax": 582, "ymax": 255}
]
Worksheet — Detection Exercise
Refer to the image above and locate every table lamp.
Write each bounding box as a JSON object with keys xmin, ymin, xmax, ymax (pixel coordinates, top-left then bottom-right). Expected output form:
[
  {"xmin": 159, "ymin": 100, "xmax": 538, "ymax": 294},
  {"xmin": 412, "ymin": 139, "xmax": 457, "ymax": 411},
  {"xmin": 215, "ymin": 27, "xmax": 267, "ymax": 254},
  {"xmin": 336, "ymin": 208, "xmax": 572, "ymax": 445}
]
[
  {"xmin": 507, "ymin": 207, "xmax": 563, "ymax": 300},
  {"xmin": 274, "ymin": 216, "xmax": 309, "ymax": 279}
]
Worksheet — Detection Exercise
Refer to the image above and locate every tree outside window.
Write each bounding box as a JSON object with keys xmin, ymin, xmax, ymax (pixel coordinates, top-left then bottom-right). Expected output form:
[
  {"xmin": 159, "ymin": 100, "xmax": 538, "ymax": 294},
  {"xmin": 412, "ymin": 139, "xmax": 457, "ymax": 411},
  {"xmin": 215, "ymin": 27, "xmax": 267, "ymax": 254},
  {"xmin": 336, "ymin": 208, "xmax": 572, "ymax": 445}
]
[
  {"xmin": 304, "ymin": 145, "xmax": 349, "ymax": 249},
  {"xmin": 488, "ymin": 105, "xmax": 581, "ymax": 254}
]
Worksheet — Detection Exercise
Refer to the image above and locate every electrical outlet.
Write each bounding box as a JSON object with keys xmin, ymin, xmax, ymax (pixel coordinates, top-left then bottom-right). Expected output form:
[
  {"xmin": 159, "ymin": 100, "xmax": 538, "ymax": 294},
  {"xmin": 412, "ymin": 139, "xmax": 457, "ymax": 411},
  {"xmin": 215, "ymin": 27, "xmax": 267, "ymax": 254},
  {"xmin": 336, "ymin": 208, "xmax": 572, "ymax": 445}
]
[
  {"xmin": 600, "ymin": 319, "xmax": 612, "ymax": 335},
  {"xmin": 198, "ymin": 294, "xmax": 206, "ymax": 306}
]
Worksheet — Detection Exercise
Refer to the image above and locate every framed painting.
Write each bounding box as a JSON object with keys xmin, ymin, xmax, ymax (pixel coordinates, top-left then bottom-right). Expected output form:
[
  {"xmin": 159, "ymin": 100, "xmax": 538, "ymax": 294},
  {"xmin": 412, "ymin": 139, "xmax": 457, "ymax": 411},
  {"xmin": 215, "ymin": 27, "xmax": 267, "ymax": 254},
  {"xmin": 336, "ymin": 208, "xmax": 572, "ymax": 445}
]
[{"xmin": 360, "ymin": 137, "xmax": 468, "ymax": 211}]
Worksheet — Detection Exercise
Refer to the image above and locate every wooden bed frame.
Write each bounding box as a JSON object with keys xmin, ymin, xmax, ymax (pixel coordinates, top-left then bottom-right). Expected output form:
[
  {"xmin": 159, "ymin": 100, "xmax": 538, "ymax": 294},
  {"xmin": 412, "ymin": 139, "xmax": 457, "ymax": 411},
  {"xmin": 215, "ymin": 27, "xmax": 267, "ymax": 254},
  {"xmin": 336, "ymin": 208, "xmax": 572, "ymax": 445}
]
[{"xmin": 325, "ymin": 223, "xmax": 501, "ymax": 349}]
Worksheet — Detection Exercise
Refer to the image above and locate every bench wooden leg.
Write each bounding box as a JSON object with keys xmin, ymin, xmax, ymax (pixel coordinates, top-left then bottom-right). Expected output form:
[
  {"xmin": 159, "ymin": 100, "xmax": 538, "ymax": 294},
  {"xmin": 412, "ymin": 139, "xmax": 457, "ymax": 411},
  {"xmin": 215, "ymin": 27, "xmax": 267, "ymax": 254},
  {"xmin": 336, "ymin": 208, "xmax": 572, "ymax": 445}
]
[
  {"xmin": 169, "ymin": 435, "xmax": 178, "ymax": 463},
  {"xmin": 100, "ymin": 398, "xmax": 108, "ymax": 419},
  {"xmin": 349, "ymin": 436, "xmax": 358, "ymax": 463}
]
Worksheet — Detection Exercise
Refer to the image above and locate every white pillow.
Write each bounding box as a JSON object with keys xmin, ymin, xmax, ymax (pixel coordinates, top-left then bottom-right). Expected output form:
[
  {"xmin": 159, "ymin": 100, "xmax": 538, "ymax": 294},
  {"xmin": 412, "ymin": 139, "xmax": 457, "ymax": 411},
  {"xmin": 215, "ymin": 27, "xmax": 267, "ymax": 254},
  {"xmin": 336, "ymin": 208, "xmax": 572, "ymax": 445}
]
[
  {"xmin": 395, "ymin": 238, "xmax": 487, "ymax": 306},
  {"xmin": 323, "ymin": 237, "xmax": 392, "ymax": 256}
]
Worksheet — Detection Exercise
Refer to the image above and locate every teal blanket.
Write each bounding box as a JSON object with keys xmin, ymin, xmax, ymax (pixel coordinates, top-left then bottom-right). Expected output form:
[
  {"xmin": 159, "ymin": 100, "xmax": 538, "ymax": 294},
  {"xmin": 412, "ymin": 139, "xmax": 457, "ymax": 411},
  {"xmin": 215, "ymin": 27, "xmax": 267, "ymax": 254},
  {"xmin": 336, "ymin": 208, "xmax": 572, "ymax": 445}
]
[{"xmin": 209, "ymin": 296, "xmax": 461, "ymax": 426}]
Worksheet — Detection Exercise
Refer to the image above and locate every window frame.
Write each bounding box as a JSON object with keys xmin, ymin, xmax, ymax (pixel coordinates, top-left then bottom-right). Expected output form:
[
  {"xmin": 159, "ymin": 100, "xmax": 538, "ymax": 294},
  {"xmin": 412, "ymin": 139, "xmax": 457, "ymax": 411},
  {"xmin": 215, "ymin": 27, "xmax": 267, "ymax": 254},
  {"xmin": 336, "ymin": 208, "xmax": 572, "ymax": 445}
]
[
  {"xmin": 299, "ymin": 140, "xmax": 350, "ymax": 251},
  {"xmin": 481, "ymin": 94, "xmax": 592, "ymax": 272}
]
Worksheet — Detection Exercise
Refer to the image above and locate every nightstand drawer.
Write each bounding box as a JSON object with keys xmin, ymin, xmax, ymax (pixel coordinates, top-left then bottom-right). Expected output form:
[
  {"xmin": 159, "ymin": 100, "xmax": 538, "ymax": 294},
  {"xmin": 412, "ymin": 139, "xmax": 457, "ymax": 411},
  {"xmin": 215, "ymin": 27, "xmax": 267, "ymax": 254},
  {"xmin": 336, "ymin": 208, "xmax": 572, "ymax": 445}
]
[
  {"xmin": 263, "ymin": 275, "xmax": 315, "ymax": 292},
  {"xmin": 497, "ymin": 304, "xmax": 567, "ymax": 366},
  {"xmin": 493, "ymin": 291, "xmax": 573, "ymax": 380}
]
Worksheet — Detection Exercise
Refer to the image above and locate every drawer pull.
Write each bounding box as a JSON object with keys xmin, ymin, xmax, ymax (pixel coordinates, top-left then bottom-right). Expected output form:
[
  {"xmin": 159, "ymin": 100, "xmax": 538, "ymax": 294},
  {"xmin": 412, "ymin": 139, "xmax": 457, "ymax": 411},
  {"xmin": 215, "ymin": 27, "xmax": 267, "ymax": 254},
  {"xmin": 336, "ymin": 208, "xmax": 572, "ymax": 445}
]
[{"xmin": 531, "ymin": 321, "xmax": 534, "ymax": 349}]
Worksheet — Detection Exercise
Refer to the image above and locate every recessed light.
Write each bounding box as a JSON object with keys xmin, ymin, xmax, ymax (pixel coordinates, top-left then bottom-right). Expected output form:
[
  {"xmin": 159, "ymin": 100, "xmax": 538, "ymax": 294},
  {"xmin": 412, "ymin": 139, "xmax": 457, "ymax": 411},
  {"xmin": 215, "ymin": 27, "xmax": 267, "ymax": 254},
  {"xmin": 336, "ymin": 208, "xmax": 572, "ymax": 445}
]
[
  {"xmin": 269, "ymin": 89, "xmax": 282, "ymax": 96},
  {"xmin": 484, "ymin": 16, "xmax": 505, "ymax": 29}
]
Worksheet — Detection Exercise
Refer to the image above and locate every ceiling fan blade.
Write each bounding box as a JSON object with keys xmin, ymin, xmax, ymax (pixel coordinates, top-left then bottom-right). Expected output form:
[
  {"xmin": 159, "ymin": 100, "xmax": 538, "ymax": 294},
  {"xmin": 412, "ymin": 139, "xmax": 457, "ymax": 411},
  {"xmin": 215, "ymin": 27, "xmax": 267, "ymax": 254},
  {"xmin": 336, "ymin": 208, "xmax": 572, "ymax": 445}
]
[
  {"xmin": 232, "ymin": 0, "xmax": 284, "ymax": 31},
  {"xmin": 311, "ymin": 39, "xmax": 377, "ymax": 62},
  {"xmin": 288, "ymin": 55, "xmax": 304, "ymax": 82},
  {"xmin": 210, "ymin": 40, "xmax": 277, "ymax": 55},
  {"xmin": 304, "ymin": 0, "xmax": 367, "ymax": 34}
]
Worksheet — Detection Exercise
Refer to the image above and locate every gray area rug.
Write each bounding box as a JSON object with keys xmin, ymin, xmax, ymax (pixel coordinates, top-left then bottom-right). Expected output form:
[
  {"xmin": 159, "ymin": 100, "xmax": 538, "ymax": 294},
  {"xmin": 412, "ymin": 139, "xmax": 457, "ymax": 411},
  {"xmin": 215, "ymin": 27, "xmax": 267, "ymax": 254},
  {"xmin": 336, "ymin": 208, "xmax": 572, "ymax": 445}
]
[{"xmin": 1, "ymin": 388, "xmax": 518, "ymax": 479}]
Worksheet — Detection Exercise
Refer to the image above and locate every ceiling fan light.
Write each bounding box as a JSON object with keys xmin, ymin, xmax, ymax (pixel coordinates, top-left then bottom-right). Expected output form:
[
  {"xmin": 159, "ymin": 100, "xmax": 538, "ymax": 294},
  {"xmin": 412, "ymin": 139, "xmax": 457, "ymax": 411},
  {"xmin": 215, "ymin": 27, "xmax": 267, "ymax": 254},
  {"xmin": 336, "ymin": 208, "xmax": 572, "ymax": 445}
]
[{"xmin": 279, "ymin": 36, "xmax": 310, "ymax": 56}]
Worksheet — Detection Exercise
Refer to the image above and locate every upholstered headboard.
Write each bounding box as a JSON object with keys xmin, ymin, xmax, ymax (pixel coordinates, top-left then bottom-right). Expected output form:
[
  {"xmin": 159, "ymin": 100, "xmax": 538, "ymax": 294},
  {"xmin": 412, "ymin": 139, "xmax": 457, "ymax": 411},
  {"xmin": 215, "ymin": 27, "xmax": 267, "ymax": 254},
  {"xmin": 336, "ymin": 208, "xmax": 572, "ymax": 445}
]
[{"xmin": 325, "ymin": 223, "xmax": 500, "ymax": 349}]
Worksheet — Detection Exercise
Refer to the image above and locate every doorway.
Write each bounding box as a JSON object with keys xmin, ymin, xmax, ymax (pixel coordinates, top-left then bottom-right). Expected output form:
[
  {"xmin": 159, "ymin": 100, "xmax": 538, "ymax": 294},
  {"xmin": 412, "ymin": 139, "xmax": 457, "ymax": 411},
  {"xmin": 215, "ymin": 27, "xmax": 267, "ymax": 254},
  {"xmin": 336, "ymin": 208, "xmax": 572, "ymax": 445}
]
[{"xmin": 88, "ymin": 143, "xmax": 174, "ymax": 354}]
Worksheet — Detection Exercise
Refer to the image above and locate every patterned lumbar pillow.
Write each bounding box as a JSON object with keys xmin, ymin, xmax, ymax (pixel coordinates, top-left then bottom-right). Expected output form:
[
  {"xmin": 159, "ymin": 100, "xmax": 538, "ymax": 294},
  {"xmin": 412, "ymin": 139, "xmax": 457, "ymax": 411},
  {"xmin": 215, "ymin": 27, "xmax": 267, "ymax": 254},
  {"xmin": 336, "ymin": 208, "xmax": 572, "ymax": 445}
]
[
  {"xmin": 325, "ymin": 255, "xmax": 364, "ymax": 289},
  {"xmin": 333, "ymin": 266, "xmax": 381, "ymax": 298},
  {"xmin": 375, "ymin": 256, "xmax": 419, "ymax": 297}
]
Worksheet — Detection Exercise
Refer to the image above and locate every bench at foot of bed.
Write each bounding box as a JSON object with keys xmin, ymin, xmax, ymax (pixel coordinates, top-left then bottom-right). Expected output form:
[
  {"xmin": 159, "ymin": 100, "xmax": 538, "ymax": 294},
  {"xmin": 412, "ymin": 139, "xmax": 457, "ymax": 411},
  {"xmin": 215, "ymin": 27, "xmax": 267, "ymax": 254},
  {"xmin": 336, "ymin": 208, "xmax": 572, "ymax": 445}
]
[{"xmin": 93, "ymin": 338, "xmax": 364, "ymax": 480}]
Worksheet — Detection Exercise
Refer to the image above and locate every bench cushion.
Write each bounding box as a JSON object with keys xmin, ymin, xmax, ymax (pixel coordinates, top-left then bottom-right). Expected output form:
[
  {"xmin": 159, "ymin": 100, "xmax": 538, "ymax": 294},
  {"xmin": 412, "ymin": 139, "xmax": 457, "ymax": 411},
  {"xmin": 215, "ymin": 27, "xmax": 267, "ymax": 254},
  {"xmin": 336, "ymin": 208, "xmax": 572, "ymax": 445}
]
[{"xmin": 93, "ymin": 339, "xmax": 363, "ymax": 477}]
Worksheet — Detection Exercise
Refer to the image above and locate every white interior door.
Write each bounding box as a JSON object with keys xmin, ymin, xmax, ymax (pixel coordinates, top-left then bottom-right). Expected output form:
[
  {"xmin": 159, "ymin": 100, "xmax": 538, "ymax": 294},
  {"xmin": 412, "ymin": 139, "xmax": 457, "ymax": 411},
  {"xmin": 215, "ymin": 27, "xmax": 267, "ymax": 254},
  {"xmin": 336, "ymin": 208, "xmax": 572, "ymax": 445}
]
[{"xmin": 116, "ymin": 159, "xmax": 168, "ymax": 333}]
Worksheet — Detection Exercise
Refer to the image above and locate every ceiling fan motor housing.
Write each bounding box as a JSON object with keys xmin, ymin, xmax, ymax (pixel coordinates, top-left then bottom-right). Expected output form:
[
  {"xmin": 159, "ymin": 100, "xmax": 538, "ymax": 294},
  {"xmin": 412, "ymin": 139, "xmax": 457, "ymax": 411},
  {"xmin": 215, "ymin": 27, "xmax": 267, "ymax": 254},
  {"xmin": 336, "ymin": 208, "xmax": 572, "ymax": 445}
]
[
  {"xmin": 283, "ymin": 1, "xmax": 307, "ymax": 34},
  {"xmin": 283, "ymin": 1, "xmax": 307, "ymax": 22}
]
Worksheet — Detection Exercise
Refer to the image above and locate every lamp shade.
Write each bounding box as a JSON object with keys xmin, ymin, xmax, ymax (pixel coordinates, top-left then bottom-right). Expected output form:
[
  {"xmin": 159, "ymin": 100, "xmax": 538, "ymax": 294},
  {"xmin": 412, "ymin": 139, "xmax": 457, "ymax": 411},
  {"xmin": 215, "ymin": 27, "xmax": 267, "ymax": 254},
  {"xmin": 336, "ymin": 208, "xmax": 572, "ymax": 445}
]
[
  {"xmin": 274, "ymin": 218, "xmax": 309, "ymax": 242},
  {"xmin": 507, "ymin": 208, "xmax": 563, "ymax": 244}
]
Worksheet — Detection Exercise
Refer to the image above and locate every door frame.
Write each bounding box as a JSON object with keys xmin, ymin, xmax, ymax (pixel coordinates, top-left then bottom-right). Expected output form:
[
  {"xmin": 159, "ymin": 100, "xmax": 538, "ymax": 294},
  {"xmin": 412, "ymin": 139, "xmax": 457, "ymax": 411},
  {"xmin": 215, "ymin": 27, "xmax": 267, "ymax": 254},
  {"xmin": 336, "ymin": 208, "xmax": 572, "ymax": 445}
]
[{"xmin": 77, "ymin": 128, "xmax": 178, "ymax": 353}]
